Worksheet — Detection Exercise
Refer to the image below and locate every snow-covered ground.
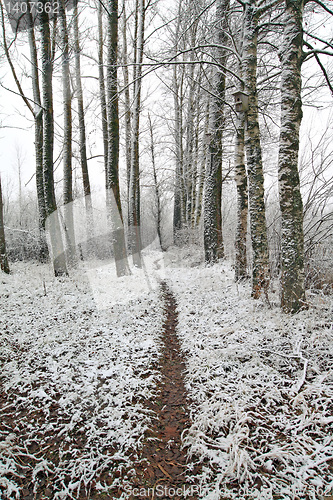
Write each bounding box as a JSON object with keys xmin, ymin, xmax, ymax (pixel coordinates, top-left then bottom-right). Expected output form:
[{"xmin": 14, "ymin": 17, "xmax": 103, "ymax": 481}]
[
  {"xmin": 0, "ymin": 258, "xmax": 164, "ymax": 499},
  {"xmin": 167, "ymin": 258, "xmax": 333, "ymax": 500},
  {"xmin": 1, "ymin": 248, "xmax": 333, "ymax": 500}
]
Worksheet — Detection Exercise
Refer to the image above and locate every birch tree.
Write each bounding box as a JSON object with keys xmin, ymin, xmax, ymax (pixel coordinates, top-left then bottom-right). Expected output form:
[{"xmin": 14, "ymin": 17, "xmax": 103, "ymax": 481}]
[
  {"xmin": 0, "ymin": 175, "xmax": 10, "ymax": 274},
  {"xmin": 241, "ymin": 0, "xmax": 271, "ymax": 297},
  {"xmin": 277, "ymin": 0, "xmax": 305, "ymax": 312},
  {"xmin": 0, "ymin": 0, "xmax": 48, "ymax": 261},
  {"xmin": 59, "ymin": 0, "xmax": 76, "ymax": 265},
  {"xmin": 73, "ymin": 0, "xmax": 94, "ymax": 251},
  {"xmin": 233, "ymin": 18, "xmax": 248, "ymax": 281},
  {"xmin": 277, "ymin": 0, "xmax": 333, "ymax": 311},
  {"xmin": 40, "ymin": 8, "xmax": 68, "ymax": 276},
  {"xmin": 234, "ymin": 110, "xmax": 248, "ymax": 280},
  {"xmin": 183, "ymin": 24, "xmax": 198, "ymax": 227},
  {"xmin": 128, "ymin": 0, "xmax": 146, "ymax": 268},
  {"xmin": 194, "ymin": 97, "xmax": 210, "ymax": 226},
  {"xmin": 106, "ymin": 0, "xmax": 131, "ymax": 276},
  {"xmin": 203, "ymin": 0, "xmax": 229, "ymax": 263}
]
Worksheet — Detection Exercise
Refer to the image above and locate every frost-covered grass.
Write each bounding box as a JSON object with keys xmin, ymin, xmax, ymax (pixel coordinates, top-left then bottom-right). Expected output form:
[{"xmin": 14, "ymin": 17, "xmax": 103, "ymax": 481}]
[
  {"xmin": 168, "ymin": 262, "xmax": 333, "ymax": 500},
  {"xmin": 0, "ymin": 260, "xmax": 164, "ymax": 499},
  {"xmin": 1, "ymin": 250, "xmax": 333, "ymax": 500}
]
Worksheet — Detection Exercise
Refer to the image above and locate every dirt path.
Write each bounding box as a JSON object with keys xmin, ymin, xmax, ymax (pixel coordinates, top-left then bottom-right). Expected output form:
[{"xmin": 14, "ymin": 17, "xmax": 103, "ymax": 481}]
[{"xmin": 125, "ymin": 281, "xmax": 201, "ymax": 499}]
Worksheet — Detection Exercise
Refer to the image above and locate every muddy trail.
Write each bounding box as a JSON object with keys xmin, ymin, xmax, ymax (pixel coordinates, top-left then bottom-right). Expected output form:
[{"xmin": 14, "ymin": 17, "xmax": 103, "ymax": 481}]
[{"xmin": 125, "ymin": 281, "xmax": 201, "ymax": 499}]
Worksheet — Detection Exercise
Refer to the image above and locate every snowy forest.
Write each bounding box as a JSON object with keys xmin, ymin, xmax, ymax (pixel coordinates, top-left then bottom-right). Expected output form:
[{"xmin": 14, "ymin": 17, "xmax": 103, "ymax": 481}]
[{"xmin": 0, "ymin": 0, "xmax": 333, "ymax": 498}]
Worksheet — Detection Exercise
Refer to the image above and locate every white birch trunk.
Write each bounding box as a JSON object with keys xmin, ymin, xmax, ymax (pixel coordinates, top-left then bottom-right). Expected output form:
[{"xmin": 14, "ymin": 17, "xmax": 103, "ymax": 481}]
[
  {"xmin": 242, "ymin": 0, "xmax": 269, "ymax": 297},
  {"xmin": 234, "ymin": 111, "xmax": 248, "ymax": 280},
  {"xmin": 278, "ymin": 0, "xmax": 306, "ymax": 312}
]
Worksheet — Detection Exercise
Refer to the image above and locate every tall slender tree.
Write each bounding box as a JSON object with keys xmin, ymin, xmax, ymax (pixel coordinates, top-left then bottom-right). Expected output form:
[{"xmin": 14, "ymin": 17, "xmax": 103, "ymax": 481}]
[
  {"xmin": 106, "ymin": 0, "xmax": 131, "ymax": 276},
  {"xmin": 278, "ymin": 0, "xmax": 305, "ymax": 312},
  {"xmin": 234, "ymin": 21, "xmax": 248, "ymax": 281},
  {"xmin": 241, "ymin": 0, "xmax": 270, "ymax": 297},
  {"xmin": 129, "ymin": 0, "xmax": 146, "ymax": 267},
  {"xmin": 172, "ymin": 3, "xmax": 185, "ymax": 241},
  {"xmin": 234, "ymin": 110, "xmax": 248, "ymax": 280},
  {"xmin": 27, "ymin": 4, "xmax": 48, "ymax": 261},
  {"xmin": 194, "ymin": 97, "xmax": 210, "ymax": 227},
  {"xmin": 40, "ymin": 6, "xmax": 68, "ymax": 276},
  {"xmin": 148, "ymin": 113, "xmax": 163, "ymax": 249},
  {"xmin": 0, "ymin": 175, "xmax": 10, "ymax": 274},
  {"xmin": 121, "ymin": 0, "xmax": 132, "ymax": 196},
  {"xmin": 97, "ymin": 1, "xmax": 108, "ymax": 185},
  {"xmin": 73, "ymin": 0, "xmax": 94, "ymax": 252},
  {"xmin": 59, "ymin": 0, "xmax": 76, "ymax": 266},
  {"xmin": 204, "ymin": 0, "xmax": 229, "ymax": 263},
  {"xmin": 183, "ymin": 22, "xmax": 197, "ymax": 226}
]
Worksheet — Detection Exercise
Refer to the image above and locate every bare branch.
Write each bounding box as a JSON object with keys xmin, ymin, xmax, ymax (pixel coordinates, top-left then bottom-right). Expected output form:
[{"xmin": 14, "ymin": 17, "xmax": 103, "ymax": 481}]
[
  {"xmin": 303, "ymin": 40, "xmax": 333, "ymax": 95},
  {"xmin": 303, "ymin": 48, "xmax": 333, "ymax": 58},
  {"xmin": 257, "ymin": 0, "xmax": 283, "ymax": 18},
  {"xmin": 304, "ymin": 29, "xmax": 333, "ymax": 50},
  {"xmin": 305, "ymin": 0, "xmax": 333, "ymax": 16},
  {"xmin": 0, "ymin": 0, "xmax": 35, "ymax": 116}
]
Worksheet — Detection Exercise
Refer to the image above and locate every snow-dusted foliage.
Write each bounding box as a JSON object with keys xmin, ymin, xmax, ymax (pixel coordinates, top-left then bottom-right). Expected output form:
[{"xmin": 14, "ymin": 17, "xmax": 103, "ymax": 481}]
[
  {"xmin": 0, "ymin": 261, "xmax": 163, "ymax": 498},
  {"xmin": 168, "ymin": 263, "xmax": 333, "ymax": 499},
  {"xmin": 1, "ymin": 252, "xmax": 332, "ymax": 499}
]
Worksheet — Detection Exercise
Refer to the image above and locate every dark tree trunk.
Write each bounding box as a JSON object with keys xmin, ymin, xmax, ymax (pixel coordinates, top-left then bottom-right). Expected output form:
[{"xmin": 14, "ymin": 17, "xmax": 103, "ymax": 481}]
[
  {"xmin": 106, "ymin": 0, "xmax": 130, "ymax": 276},
  {"xmin": 27, "ymin": 5, "xmax": 48, "ymax": 262},
  {"xmin": 97, "ymin": 1, "xmax": 109, "ymax": 193},
  {"xmin": 40, "ymin": 7, "xmax": 68, "ymax": 276},
  {"xmin": 73, "ymin": 0, "xmax": 94, "ymax": 255},
  {"xmin": 204, "ymin": 0, "xmax": 229, "ymax": 263},
  {"xmin": 60, "ymin": 0, "xmax": 76, "ymax": 266},
  {"xmin": 121, "ymin": 0, "xmax": 132, "ymax": 198},
  {"xmin": 129, "ymin": 0, "xmax": 145, "ymax": 268}
]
